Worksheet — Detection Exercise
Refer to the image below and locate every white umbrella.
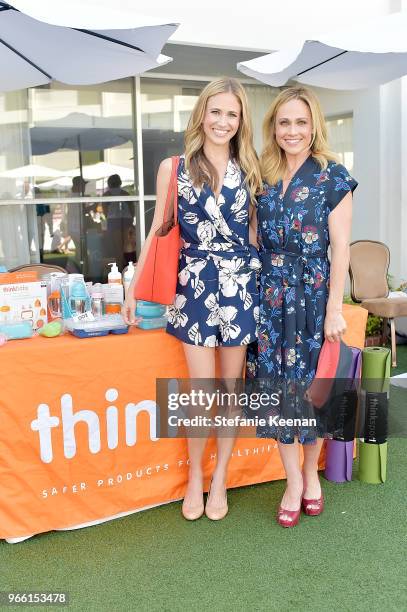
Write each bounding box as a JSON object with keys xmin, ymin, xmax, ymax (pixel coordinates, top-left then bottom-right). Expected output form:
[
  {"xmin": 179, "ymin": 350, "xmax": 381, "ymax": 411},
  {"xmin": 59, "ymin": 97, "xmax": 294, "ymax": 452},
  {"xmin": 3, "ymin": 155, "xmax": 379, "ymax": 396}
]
[
  {"xmin": 238, "ymin": 11, "xmax": 407, "ymax": 90},
  {"xmin": 0, "ymin": 163, "xmax": 62, "ymax": 178},
  {"xmin": 37, "ymin": 176, "xmax": 73, "ymax": 190},
  {"xmin": 0, "ymin": 2, "xmax": 178, "ymax": 92},
  {"xmin": 64, "ymin": 162, "xmax": 134, "ymax": 182},
  {"xmin": 38, "ymin": 163, "xmax": 135, "ymax": 188}
]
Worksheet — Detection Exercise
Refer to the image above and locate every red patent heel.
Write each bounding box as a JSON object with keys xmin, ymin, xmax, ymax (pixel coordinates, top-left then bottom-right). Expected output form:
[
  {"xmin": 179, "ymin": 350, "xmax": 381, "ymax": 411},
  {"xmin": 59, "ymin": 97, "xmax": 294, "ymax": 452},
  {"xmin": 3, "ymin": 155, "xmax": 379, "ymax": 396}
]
[
  {"xmin": 277, "ymin": 505, "xmax": 301, "ymax": 528},
  {"xmin": 302, "ymin": 494, "xmax": 324, "ymax": 516}
]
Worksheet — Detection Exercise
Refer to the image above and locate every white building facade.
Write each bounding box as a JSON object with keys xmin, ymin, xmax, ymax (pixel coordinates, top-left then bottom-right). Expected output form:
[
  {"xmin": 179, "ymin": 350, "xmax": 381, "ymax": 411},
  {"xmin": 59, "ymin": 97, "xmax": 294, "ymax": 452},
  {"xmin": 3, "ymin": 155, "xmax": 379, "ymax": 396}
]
[{"xmin": 0, "ymin": 0, "xmax": 405, "ymax": 284}]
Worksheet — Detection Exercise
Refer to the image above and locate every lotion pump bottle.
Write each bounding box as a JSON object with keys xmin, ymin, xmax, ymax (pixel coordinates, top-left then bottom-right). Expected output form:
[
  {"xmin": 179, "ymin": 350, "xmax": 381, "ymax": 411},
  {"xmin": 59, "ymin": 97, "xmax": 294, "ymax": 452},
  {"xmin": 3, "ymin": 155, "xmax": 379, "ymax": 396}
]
[
  {"xmin": 107, "ymin": 263, "xmax": 122, "ymax": 284},
  {"xmin": 123, "ymin": 261, "xmax": 136, "ymax": 296}
]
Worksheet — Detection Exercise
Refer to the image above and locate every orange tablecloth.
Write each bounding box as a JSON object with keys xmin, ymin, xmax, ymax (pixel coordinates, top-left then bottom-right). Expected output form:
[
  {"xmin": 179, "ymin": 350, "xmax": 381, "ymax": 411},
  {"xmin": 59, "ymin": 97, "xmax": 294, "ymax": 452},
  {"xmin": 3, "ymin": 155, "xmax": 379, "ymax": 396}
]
[{"xmin": 0, "ymin": 304, "xmax": 367, "ymax": 540}]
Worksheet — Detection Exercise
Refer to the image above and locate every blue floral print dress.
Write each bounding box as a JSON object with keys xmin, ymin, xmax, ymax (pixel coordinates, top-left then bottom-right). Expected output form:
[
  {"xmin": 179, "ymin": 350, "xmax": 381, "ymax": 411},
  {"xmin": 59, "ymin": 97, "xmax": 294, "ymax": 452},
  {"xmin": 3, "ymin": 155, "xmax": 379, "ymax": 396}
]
[
  {"xmin": 167, "ymin": 155, "xmax": 259, "ymax": 347},
  {"xmin": 246, "ymin": 155, "xmax": 357, "ymax": 443}
]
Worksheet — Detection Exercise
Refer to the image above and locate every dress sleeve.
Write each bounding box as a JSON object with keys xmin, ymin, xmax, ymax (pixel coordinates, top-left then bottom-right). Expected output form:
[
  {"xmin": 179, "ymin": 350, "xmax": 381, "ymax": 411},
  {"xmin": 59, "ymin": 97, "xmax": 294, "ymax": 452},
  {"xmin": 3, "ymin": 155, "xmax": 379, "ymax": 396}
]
[{"xmin": 327, "ymin": 163, "xmax": 358, "ymax": 212}]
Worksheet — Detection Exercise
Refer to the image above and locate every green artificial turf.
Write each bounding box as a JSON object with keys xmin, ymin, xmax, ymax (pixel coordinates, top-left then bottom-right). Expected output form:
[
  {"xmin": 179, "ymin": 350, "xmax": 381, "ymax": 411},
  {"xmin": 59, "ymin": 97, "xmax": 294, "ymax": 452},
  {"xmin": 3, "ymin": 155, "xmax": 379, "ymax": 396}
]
[
  {"xmin": 392, "ymin": 341, "xmax": 407, "ymax": 375},
  {"xmin": 1, "ymin": 347, "xmax": 406, "ymax": 612}
]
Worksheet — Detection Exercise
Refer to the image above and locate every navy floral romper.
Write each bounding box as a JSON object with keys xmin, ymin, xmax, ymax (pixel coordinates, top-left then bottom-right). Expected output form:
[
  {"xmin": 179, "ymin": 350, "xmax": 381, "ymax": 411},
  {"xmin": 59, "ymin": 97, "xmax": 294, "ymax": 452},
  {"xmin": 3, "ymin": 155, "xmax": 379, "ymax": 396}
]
[
  {"xmin": 246, "ymin": 155, "xmax": 357, "ymax": 443},
  {"xmin": 167, "ymin": 156, "xmax": 259, "ymax": 347}
]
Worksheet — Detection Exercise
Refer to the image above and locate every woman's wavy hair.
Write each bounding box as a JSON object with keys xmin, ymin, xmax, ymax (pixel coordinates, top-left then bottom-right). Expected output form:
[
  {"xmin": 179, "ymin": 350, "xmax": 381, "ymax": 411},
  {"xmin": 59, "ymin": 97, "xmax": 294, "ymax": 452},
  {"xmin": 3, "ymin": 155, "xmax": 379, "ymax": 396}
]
[
  {"xmin": 260, "ymin": 86, "xmax": 338, "ymax": 185},
  {"xmin": 184, "ymin": 77, "xmax": 262, "ymax": 201}
]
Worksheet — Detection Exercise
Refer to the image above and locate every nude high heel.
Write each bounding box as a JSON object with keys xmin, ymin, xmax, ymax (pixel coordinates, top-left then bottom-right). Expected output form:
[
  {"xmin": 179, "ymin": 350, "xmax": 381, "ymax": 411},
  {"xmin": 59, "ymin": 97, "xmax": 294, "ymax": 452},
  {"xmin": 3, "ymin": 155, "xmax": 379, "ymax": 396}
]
[
  {"xmin": 181, "ymin": 471, "xmax": 204, "ymax": 521},
  {"xmin": 205, "ymin": 479, "xmax": 228, "ymax": 521},
  {"xmin": 181, "ymin": 499, "xmax": 204, "ymax": 521}
]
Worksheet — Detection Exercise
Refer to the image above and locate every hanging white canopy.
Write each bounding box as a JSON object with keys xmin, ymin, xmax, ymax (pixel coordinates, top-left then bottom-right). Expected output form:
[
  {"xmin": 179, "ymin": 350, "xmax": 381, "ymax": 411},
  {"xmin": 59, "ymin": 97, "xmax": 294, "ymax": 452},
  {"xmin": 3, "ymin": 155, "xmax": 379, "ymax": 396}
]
[
  {"xmin": 0, "ymin": 2, "xmax": 178, "ymax": 92},
  {"xmin": 238, "ymin": 11, "xmax": 407, "ymax": 90}
]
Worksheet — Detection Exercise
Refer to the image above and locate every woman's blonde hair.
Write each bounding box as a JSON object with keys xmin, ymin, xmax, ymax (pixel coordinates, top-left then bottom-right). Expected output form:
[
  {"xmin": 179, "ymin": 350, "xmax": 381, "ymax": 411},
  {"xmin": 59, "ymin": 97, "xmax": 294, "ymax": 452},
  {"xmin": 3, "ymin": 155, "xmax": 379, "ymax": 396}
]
[
  {"xmin": 260, "ymin": 86, "xmax": 338, "ymax": 185},
  {"xmin": 184, "ymin": 77, "xmax": 262, "ymax": 201}
]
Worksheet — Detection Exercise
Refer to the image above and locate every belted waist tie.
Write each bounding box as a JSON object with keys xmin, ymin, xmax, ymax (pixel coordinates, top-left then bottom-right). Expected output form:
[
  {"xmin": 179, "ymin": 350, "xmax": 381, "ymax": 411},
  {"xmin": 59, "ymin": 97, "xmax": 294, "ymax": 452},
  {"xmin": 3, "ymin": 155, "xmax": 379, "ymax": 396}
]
[
  {"xmin": 182, "ymin": 244, "xmax": 258, "ymax": 263},
  {"xmin": 260, "ymin": 248, "xmax": 326, "ymax": 339}
]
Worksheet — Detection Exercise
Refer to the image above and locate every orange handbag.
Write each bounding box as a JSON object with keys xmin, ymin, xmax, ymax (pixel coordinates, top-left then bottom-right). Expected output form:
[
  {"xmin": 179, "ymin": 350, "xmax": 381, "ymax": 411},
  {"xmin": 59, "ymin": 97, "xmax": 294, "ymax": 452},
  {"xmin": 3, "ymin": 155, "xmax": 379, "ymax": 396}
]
[{"xmin": 134, "ymin": 156, "xmax": 180, "ymax": 305}]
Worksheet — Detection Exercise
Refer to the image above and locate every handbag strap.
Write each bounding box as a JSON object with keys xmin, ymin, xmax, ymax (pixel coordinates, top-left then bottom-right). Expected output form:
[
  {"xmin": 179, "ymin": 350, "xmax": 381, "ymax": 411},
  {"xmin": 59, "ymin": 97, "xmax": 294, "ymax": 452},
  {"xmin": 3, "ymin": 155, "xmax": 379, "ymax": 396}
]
[{"xmin": 162, "ymin": 155, "xmax": 179, "ymax": 225}]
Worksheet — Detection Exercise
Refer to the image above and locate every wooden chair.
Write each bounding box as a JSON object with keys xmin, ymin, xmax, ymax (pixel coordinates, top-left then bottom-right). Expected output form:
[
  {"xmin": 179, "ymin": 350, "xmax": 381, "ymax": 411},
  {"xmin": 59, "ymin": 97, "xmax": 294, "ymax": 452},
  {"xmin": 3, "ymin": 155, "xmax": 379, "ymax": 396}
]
[
  {"xmin": 349, "ymin": 240, "xmax": 407, "ymax": 367},
  {"xmin": 8, "ymin": 263, "xmax": 67, "ymax": 278}
]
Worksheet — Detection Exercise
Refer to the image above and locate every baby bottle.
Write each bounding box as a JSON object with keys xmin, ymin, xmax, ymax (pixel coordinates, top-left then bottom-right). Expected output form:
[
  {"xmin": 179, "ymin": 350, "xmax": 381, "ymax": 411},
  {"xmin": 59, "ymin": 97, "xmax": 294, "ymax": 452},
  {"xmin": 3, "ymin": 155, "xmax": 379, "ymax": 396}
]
[
  {"xmin": 70, "ymin": 281, "xmax": 88, "ymax": 316},
  {"xmin": 47, "ymin": 272, "xmax": 67, "ymax": 319},
  {"xmin": 91, "ymin": 284, "xmax": 104, "ymax": 319}
]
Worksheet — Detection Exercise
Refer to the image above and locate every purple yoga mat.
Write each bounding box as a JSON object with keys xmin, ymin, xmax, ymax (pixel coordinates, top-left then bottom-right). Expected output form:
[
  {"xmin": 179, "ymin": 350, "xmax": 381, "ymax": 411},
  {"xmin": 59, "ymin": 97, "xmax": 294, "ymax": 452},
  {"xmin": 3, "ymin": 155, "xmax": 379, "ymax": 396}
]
[
  {"xmin": 324, "ymin": 439, "xmax": 354, "ymax": 482},
  {"xmin": 347, "ymin": 347, "xmax": 362, "ymax": 380}
]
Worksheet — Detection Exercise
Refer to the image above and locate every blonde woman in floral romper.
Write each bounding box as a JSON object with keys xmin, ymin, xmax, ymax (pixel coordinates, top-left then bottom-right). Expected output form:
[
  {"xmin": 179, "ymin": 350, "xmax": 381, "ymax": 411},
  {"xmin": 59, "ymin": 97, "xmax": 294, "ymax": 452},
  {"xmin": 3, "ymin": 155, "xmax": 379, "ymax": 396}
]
[{"xmin": 123, "ymin": 78, "xmax": 262, "ymax": 521}]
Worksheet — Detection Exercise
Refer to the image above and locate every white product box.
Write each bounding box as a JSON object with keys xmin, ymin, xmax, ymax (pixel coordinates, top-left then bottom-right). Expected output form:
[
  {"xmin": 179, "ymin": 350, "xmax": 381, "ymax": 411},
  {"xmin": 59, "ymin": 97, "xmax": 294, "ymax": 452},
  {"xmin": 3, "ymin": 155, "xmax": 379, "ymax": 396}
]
[{"xmin": 0, "ymin": 281, "xmax": 48, "ymax": 330}]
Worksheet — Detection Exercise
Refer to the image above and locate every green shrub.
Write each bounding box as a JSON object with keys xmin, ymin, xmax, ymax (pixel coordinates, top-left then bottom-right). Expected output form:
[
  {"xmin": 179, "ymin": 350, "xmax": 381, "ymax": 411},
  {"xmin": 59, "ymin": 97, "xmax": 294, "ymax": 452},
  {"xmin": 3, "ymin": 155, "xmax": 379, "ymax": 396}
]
[{"xmin": 365, "ymin": 314, "xmax": 382, "ymax": 337}]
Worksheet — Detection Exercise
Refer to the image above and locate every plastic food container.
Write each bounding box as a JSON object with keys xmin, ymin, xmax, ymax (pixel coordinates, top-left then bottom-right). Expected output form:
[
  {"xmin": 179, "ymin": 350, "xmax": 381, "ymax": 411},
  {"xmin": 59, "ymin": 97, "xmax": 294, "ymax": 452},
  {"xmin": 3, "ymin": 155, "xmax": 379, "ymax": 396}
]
[
  {"xmin": 64, "ymin": 315, "xmax": 128, "ymax": 338},
  {"xmin": 136, "ymin": 301, "xmax": 166, "ymax": 318},
  {"xmin": 0, "ymin": 321, "xmax": 33, "ymax": 340},
  {"xmin": 136, "ymin": 316, "xmax": 167, "ymax": 330}
]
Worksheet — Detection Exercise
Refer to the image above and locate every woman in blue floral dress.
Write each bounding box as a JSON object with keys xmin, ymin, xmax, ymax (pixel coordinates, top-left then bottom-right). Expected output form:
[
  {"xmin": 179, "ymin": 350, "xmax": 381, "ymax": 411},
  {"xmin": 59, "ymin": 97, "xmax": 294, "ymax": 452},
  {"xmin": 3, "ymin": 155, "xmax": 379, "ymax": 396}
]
[
  {"xmin": 247, "ymin": 86, "xmax": 357, "ymax": 527},
  {"xmin": 123, "ymin": 78, "xmax": 263, "ymax": 522}
]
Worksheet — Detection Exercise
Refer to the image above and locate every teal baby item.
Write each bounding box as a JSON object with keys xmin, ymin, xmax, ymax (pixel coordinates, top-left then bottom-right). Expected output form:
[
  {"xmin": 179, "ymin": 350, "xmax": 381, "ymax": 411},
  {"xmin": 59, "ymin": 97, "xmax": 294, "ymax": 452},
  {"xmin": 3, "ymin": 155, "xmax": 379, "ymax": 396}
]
[
  {"xmin": 136, "ymin": 300, "xmax": 166, "ymax": 318},
  {"xmin": 0, "ymin": 321, "xmax": 33, "ymax": 339},
  {"xmin": 70, "ymin": 281, "xmax": 89, "ymax": 316},
  {"xmin": 137, "ymin": 316, "xmax": 167, "ymax": 330}
]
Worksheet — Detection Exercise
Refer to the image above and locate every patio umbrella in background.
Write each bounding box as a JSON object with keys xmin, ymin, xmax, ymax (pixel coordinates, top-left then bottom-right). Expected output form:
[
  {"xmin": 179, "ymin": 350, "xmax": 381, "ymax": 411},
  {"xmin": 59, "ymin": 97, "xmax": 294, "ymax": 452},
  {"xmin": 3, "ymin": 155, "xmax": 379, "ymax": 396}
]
[
  {"xmin": 36, "ymin": 176, "xmax": 73, "ymax": 191},
  {"xmin": 237, "ymin": 11, "xmax": 407, "ymax": 89},
  {"xmin": 30, "ymin": 113, "xmax": 133, "ymax": 156},
  {"xmin": 0, "ymin": 2, "xmax": 178, "ymax": 92},
  {"xmin": 38, "ymin": 163, "xmax": 134, "ymax": 191},
  {"xmin": 0, "ymin": 1, "xmax": 178, "ymax": 277},
  {"xmin": 30, "ymin": 113, "xmax": 134, "ymax": 190},
  {"xmin": 64, "ymin": 162, "xmax": 134, "ymax": 183},
  {"xmin": 0, "ymin": 164, "xmax": 61, "ymax": 178}
]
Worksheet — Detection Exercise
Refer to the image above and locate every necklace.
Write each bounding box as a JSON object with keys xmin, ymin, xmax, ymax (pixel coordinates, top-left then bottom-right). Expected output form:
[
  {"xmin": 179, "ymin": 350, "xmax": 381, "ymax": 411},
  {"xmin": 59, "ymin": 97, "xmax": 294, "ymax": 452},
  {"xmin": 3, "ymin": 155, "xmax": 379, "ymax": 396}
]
[{"xmin": 283, "ymin": 166, "xmax": 298, "ymax": 182}]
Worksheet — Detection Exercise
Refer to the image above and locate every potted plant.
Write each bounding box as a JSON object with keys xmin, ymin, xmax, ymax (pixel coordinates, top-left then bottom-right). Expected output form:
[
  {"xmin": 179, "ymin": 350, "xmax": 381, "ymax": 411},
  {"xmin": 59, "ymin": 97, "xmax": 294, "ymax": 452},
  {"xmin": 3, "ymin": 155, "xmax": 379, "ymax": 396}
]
[{"xmin": 364, "ymin": 314, "xmax": 383, "ymax": 347}]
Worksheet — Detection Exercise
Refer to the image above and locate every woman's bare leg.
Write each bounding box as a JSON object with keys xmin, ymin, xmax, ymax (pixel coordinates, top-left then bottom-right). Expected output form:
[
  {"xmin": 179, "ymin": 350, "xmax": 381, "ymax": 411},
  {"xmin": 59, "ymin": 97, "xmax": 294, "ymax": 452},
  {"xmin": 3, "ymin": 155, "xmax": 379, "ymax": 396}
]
[
  {"xmin": 182, "ymin": 343, "xmax": 215, "ymax": 510},
  {"xmin": 277, "ymin": 440, "xmax": 303, "ymax": 513},
  {"xmin": 207, "ymin": 345, "xmax": 246, "ymax": 508},
  {"xmin": 302, "ymin": 438, "xmax": 323, "ymax": 499}
]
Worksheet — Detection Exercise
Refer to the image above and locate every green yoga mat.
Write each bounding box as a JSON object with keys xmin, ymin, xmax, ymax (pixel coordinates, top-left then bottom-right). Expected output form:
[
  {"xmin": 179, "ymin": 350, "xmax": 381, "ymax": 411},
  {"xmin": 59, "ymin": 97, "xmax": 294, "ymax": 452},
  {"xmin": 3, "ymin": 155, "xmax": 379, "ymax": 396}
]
[
  {"xmin": 359, "ymin": 441, "xmax": 387, "ymax": 483},
  {"xmin": 361, "ymin": 346, "xmax": 391, "ymax": 393},
  {"xmin": 359, "ymin": 347, "xmax": 390, "ymax": 483}
]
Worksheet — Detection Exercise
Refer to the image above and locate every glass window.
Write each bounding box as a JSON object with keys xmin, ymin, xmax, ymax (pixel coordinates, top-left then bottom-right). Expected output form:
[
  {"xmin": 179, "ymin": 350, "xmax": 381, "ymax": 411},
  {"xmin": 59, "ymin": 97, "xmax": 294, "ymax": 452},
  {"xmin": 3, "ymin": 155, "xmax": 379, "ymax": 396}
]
[
  {"xmin": 0, "ymin": 80, "xmax": 138, "ymax": 281},
  {"xmin": 140, "ymin": 78, "xmax": 273, "ymax": 234},
  {"xmin": 140, "ymin": 79, "xmax": 204, "ymax": 235},
  {"xmin": 327, "ymin": 115, "xmax": 354, "ymax": 171}
]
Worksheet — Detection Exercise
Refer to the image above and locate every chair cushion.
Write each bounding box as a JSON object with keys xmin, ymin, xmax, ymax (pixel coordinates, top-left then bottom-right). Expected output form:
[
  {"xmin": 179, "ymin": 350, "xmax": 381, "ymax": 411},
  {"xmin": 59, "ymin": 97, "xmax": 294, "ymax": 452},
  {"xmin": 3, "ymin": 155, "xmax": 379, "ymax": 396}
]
[
  {"xmin": 349, "ymin": 241, "xmax": 389, "ymax": 301},
  {"xmin": 361, "ymin": 297, "xmax": 407, "ymax": 318}
]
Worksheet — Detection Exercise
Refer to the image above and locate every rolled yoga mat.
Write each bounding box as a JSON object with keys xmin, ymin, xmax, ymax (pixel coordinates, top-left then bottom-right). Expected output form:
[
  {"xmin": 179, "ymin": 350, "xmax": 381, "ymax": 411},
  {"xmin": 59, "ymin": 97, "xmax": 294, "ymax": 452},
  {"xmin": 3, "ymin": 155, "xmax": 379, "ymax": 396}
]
[
  {"xmin": 348, "ymin": 346, "xmax": 362, "ymax": 380},
  {"xmin": 358, "ymin": 347, "xmax": 390, "ymax": 483},
  {"xmin": 360, "ymin": 346, "xmax": 390, "ymax": 442},
  {"xmin": 359, "ymin": 441, "xmax": 387, "ymax": 483},
  {"xmin": 324, "ymin": 439, "xmax": 354, "ymax": 482},
  {"xmin": 361, "ymin": 346, "xmax": 391, "ymax": 393},
  {"xmin": 331, "ymin": 346, "xmax": 362, "ymax": 441}
]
